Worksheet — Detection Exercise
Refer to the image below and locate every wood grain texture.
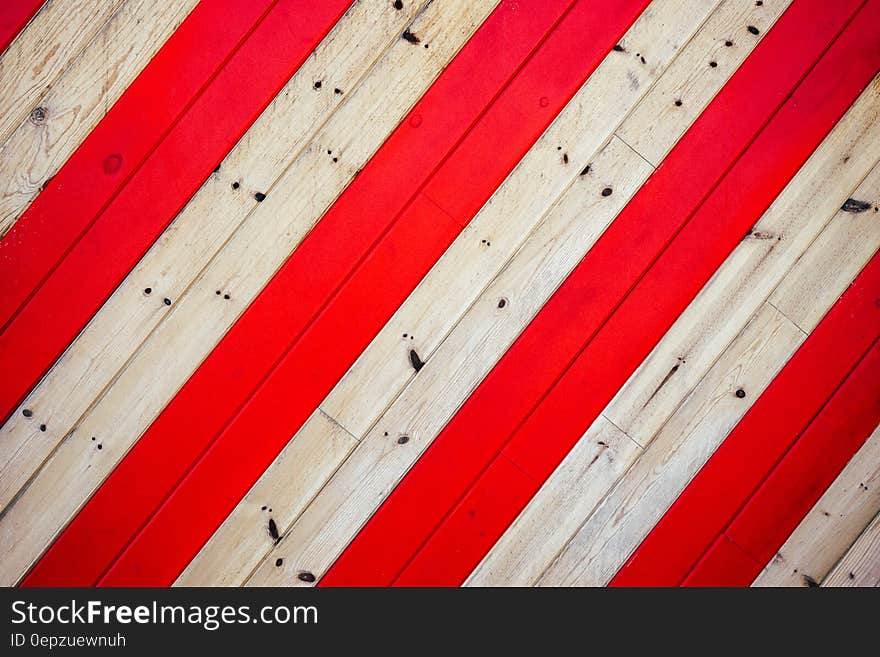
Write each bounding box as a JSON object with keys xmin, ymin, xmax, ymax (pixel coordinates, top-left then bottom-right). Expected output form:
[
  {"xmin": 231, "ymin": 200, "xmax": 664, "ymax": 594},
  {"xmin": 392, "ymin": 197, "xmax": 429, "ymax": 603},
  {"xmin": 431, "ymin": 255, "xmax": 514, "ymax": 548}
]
[
  {"xmin": 0, "ymin": 0, "xmax": 423, "ymax": 528},
  {"xmin": 321, "ymin": 0, "xmax": 720, "ymax": 439},
  {"xmin": 0, "ymin": 0, "xmax": 125, "ymax": 147},
  {"xmin": 824, "ymin": 510, "xmax": 880, "ymax": 586},
  {"xmin": 754, "ymin": 425, "xmax": 880, "ymax": 587},
  {"xmin": 617, "ymin": 0, "xmax": 790, "ymax": 166},
  {"xmin": 0, "ymin": 0, "xmax": 497, "ymax": 586},
  {"xmin": 539, "ymin": 87, "xmax": 880, "ymax": 586},
  {"xmin": 603, "ymin": 83, "xmax": 880, "ymax": 449},
  {"xmin": 0, "ymin": 0, "xmax": 198, "ymax": 236},
  {"xmin": 466, "ymin": 417, "xmax": 641, "ymax": 586},
  {"xmin": 539, "ymin": 304, "xmax": 804, "ymax": 585}
]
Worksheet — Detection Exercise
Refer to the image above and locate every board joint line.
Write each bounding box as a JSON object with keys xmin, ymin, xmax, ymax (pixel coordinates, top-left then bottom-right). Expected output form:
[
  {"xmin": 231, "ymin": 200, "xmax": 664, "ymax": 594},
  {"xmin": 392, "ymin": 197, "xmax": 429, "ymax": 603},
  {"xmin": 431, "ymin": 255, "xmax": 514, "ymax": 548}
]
[{"xmin": 612, "ymin": 132, "xmax": 657, "ymax": 170}]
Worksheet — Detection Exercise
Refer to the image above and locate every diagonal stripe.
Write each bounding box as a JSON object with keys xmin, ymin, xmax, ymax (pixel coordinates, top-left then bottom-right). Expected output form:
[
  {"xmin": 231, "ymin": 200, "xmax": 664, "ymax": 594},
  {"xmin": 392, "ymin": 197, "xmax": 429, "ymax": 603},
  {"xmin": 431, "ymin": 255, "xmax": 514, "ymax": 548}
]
[
  {"xmin": 685, "ymin": 337, "xmax": 880, "ymax": 586},
  {"xmin": 88, "ymin": 0, "xmax": 650, "ymax": 588},
  {"xmin": 324, "ymin": 0, "xmax": 872, "ymax": 587},
  {"xmin": 18, "ymin": 0, "xmax": 503, "ymax": 587},
  {"xmin": 0, "ymin": 0, "xmax": 351, "ymax": 425},
  {"xmin": 614, "ymin": 251, "xmax": 880, "ymax": 586}
]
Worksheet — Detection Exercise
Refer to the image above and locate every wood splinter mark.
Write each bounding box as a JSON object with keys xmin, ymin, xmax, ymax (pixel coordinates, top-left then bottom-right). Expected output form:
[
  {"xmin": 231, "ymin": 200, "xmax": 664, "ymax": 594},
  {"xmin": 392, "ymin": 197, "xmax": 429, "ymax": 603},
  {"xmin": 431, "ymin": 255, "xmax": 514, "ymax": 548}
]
[
  {"xmin": 802, "ymin": 574, "xmax": 819, "ymax": 587},
  {"xmin": 409, "ymin": 349, "xmax": 425, "ymax": 372},
  {"xmin": 268, "ymin": 518, "xmax": 281, "ymax": 544},
  {"xmin": 841, "ymin": 198, "xmax": 872, "ymax": 213},
  {"xmin": 580, "ymin": 164, "xmax": 592, "ymax": 176},
  {"xmin": 402, "ymin": 29, "xmax": 420, "ymax": 44},
  {"xmin": 612, "ymin": 44, "xmax": 625, "ymax": 52}
]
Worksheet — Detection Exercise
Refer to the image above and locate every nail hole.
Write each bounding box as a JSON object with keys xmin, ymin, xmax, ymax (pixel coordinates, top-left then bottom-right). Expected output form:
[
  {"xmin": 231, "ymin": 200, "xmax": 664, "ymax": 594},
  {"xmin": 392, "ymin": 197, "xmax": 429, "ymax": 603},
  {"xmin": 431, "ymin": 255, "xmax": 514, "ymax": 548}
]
[
  {"xmin": 725, "ymin": 40, "xmax": 733, "ymax": 47},
  {"xmin": 298, "ymin": 571, "xmax": 316, "ymax": 583},
  {"xmin": 232, "ymin": 181, "xmax": 240, "ymax": 190},
  {"xmin": 40, "ymin": 424, "xmax": 46, "ymax": 432},
  {"xmin": 709, "ymin": 61, "xmax": 717, "ymax": 68},
  {"xmin": 735, "ymin": 388, "xmax": 746, "ymax": 398},
  {"xmin": 163, "ymin": 298, "xmax": 172, "ymax": 306},
  {"xmin": 747, "ymin": 25, "xmax": 759, "ymax": 35},
  {"xmin": 393, "ymin": 0, "xmax": 403, "ymax": 9},
  {"xmin": 397, "ymin": 435, "xmax": 410, "ymax": 445},
  {"xmin": 497, "ymin": 298, "xmax": 507, "ymax": 309},
  {"xmin": 22, "ymin": 409, "xmax": 33, "ymax": 418},
  {"xmin": 601, "ymin": 187, "xmax": 613, "ymax": 197},
  {"xmin": 674, "ymin": 99, "xmax": 682, "ymax": 107},
  {"xmin": 144, "ymin": 287, "xmax": 152, "ymax": 295},
  {"xmin": 275, "ymin": 558, "xmax": 284, "ymax": 567},
  {"xmin": 313, "ymin": 80, "xmax": 322, "ymax": 90},
  {"xmin": 254, "ymin": 192, "xmax": 266, "ymax": 202}
]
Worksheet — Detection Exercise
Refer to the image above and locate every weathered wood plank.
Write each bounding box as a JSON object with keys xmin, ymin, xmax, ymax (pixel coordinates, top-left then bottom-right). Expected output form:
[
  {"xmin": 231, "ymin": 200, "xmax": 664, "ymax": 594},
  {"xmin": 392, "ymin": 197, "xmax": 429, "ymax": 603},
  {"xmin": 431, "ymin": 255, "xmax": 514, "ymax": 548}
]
[
  {"xmin": 753, "ymin": 425, "xmax": 880, "ymax": 587},
  {"xmin": 824, "ymin": 510, "xmax": 880, "ymax": 587},
  {"xmin": 0, "ymin": 0, "xmax": 125, "ymax": 147},
  {"xmin": 0, "ymin": 0, "xmax": 198, "ymax": 236},
  {"xmin": 0, "ymin": 0, "xmax": 497, "ymax": 586}
]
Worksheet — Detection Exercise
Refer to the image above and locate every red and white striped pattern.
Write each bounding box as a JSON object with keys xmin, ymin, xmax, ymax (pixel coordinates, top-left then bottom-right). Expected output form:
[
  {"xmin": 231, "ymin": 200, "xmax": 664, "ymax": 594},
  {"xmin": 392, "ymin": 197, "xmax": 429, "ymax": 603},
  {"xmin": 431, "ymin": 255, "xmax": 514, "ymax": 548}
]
[{"xmin": 0, "ymin": 0, "xmax": 877, "ymax": 587}]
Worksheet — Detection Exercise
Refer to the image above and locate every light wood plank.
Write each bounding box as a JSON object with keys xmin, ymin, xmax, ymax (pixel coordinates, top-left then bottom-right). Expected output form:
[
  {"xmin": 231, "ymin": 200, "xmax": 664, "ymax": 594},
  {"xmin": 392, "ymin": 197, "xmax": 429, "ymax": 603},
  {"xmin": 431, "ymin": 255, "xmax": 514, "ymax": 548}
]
[
  {"xmin": 177, "ymin": 410, "xmax": 357, "ymax": 587},
  {"xmin": 754, "ymin": 425, "xmax": 880, "ymax": 587},
  {"xmin": 466, "ymin": 417, "xmax": 642, "ymax": 586},
  {"xmin": 617, "ymin": 0, "xmax": 790, "ymax": 166},
  {"xmin": 0, "ymin": 0, "xmax": 428, "ymax": 523},
  {"xmin": 603, "ymin": 83, "xmax": 880, "ymax": 449},
  {"xmin": 769, "ymin": 178, "xmax": 880, "ymax": 333},
  {"xmin": 0, "ymin": 0, "xmax": 125, "ymax": 148},
  {"xmin": 322, "ymin": 0, "xmax": 722, "ymax": 440},
  {"xmin": 537, "ymin": 89, "xmax": 880, "ymax": 585},
  {"xmin": 538, "ymin": 303, "xmax": 803, "ymax": 585},
  {"xmin": 0, "ymin": 0, "xmax": 198, "ymax": 236},
  {"xmin": 824, "ymin": 511, "xmax": 880, "ymax": 587},
  {"xmin": 0, "ymin": 0, "xmax": 498, "ymax": 586},
  {"xmin": 196, "ymin": 132, "xmax": 652, "ymax": 586}
]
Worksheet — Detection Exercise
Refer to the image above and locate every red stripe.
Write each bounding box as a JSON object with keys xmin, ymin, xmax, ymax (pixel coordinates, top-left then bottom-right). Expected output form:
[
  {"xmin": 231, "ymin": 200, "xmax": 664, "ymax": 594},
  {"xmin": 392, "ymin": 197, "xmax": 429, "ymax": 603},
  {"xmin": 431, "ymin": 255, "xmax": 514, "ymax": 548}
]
[
  {"xmin": 96, "ymin": 0, "xmax": 649, "ymax": 588},
  {"xmin": 685, "ymin": 337, "xmax": 880, "ymax": 586},
  {"xmin": 681, "ymin": 535, "xmax": 763, "ymax": 587},
  {"xmin": 0, "ymin": 0, "xmax": 44, "ymax": 54},
  {"xmin": 613, "ymin": 253, "xmax": 880, "ymax": 586},
  {"xmin": 0, "ymin": 0, "xmax": 351, "ymax": 426},
  {"xmin": 323, "ymin": 0, "xmax": 872, "ymax": 586},
  {"xmin": 24, "ymin": 0, "xmax": 644, "ymax": 587}
]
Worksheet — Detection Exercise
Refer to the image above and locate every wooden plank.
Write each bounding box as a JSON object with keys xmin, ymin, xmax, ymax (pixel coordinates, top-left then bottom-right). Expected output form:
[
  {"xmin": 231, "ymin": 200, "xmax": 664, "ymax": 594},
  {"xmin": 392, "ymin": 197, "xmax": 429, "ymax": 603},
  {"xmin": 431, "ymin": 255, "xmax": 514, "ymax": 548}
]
[
  {"xmin": 538, "ymin": 304, "xmax": 802, "ymax": 585},
  {"xmin": 824, "ymin": 511, "xmax": 880, "ymax": 586},
  {"xmin": 753, "ymin": 425, "xmax": 880, "ymax": 587},
  {"xmin": 0, "ymin": 0, "xmax": 347, "ymax": 425},
  {"xmin": 0, "ymin": 0, "xmax": 124, "ymax": 146},
  {"xmin": 465, "ymin": 418, "xmax": 641, "ymax": 586},
  {"xmin": 179, "ymin": 410, "xmax": 358, "ymax": 587},
  {"xmin": 327, "ymin": 0, "xmax": 873, "ymax": 586},
  {"xmin": 0, "ymin": 0, "xmax": 199, "ymax": 236},
  {"xmin": 613, "ymin": 245, "xmax": 880, "ymax": 586},
  {"xmin": 244, "ymin": 130, "xmax": 656, "ymax": 587},
  {"xmin": 0, "ymin": 0, "xmax": 421, "ymax": 527},
  {"xmin": 0, "ymin": 0, "xmax": 498, "ymax": 587},
  {"xmin": 711, "ymin": 339, "xmax": 880, "ymax": 582},
  {"xmin": 0, "ymin": 0, "xmax": 45, "ymax": 55},
  {"xmin": 321, "ymin": 0, "xmax": 722, "ymax": 441},
  {"xmin": 616, "ymin": 0, "xmax": 790, "ymax": 166},
  {"xmin": 36, "ymin": 0, "xmax": 587, "ymax": 586},
  {"xmin": 603, "ymin": 125, "xmax": 880, "ymax": 450},
  {"xmin": 91, "ymin": 0, "xmax": 639, "ymax": 587}
]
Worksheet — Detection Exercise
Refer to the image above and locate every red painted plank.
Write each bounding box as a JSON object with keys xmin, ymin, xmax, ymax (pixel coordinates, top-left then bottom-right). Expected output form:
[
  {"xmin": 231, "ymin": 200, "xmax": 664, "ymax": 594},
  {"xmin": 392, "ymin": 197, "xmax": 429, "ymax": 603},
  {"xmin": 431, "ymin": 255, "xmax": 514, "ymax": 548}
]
[
  {"xmin": 396, "ymin": 456, "xmax": 539, "ymax": 587},
  {"xmin": 682, "ymin": 535, "xmax": 764, "ymax": 588},
  {"xmin": 613, "ymin": 254, "xmax": 880, "ymax": 587},
  {"xmin": 324, "ymin": 0, "xmax": 870, "ymax": 587},
  {"xmin": 0, "ymin": 0, "xmax": 44, "ymax": 54},
  {"xmin": 24, "ymin": 0, "xmax": 631, "ymax": 587},
  {"xmin": 0, "ymin": 0, "xmax": 352, "ymax": 426},
  {"xmin": 692, "ymin": 339, "xmax": 880, "ymax": 585},
  {"xmin": 95, "ymin": 0, "xmax": 650, "ymax": 588}
]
